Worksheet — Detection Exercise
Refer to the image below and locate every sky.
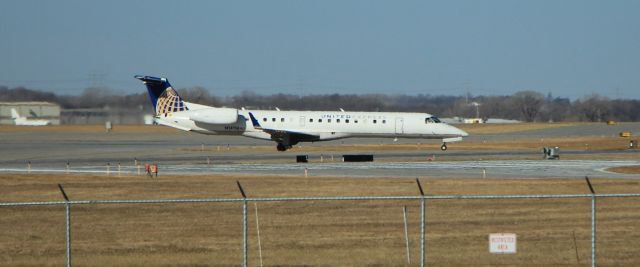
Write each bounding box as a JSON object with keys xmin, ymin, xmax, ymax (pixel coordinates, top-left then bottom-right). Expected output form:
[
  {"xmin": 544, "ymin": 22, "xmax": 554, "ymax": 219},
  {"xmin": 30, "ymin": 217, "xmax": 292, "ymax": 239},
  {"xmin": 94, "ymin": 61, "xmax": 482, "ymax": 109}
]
[{"xmin": 0, "ymin": 0, "xmax": 639, "ymax": 99}]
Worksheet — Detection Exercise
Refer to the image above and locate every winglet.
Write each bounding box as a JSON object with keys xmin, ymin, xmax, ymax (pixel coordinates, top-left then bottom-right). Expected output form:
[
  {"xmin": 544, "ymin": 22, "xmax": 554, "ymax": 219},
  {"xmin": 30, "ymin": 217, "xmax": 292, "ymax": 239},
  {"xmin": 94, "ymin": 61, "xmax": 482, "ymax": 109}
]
[{"xmin": 248, "ymin": 112, "xmax": 262, "ymax": 129}]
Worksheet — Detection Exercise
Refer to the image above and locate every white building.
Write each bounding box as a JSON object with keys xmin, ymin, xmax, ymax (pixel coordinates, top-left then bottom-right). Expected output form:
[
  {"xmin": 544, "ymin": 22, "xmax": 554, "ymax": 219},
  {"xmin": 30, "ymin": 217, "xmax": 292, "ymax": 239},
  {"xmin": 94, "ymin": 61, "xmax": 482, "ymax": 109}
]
[{"xmin": 0, "ymin": 102, "xmax": 61, "ymax": 125}]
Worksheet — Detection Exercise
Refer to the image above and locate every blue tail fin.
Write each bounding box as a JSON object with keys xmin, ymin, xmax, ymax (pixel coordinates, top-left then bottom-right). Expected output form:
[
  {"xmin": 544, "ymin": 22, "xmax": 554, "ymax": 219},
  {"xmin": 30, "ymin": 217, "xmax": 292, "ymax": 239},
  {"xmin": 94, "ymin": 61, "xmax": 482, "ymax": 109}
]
[
  {"xmin": 248, "ymin": 112, "xmax": 263, "ymax": 129},
  {"xmin": 134, "ymin": 75, "xmax": 188, "ymax": 115}
]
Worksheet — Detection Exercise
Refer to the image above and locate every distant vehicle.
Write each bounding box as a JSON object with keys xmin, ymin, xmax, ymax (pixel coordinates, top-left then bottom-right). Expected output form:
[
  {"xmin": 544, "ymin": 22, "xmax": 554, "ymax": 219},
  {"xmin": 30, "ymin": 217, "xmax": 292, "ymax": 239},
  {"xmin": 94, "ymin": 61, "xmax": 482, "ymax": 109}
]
[
  {"xmin": 464, "ymin": 118, "xmax": 485, "ymax": 124},
  {"xmin": 135, "ymin": 75, "xmax": 468, "ymax": 151},
  {"xmin": 11, "ymin": 108, "xmax": 51, "ymax": 126}
]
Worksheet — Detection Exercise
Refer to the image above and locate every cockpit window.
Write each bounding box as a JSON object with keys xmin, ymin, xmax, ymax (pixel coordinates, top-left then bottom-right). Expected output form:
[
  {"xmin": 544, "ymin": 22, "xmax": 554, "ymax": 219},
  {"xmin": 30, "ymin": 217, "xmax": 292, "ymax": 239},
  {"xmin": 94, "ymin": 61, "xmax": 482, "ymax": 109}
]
[{"xmin": 425, "ymin": 116, "xmax": 442, "ymax": 124}]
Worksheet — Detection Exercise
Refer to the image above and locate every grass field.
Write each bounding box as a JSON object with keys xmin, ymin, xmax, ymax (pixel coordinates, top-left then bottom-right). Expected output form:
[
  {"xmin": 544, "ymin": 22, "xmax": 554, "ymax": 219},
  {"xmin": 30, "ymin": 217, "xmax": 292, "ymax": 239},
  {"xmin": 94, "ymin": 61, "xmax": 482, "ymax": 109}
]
[
  {"xmin": 2, "ymin": 173, "xmax": 640, "ymax": 266},
  {"xmin": 456, "ymin": 122, "xmax": 582, "ymax": 134},
  {"xmin": 607, "ymin": 165, "xmax": 640, "ymax": 174}
]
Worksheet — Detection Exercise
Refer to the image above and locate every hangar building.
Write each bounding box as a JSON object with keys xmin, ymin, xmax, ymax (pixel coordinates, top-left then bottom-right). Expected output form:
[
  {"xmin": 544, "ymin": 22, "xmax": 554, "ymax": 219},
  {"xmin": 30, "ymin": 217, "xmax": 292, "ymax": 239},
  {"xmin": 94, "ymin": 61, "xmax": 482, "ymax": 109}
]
[{"xmin": 0, "ymin": 102, "xmax": 61, "ymax": 125}]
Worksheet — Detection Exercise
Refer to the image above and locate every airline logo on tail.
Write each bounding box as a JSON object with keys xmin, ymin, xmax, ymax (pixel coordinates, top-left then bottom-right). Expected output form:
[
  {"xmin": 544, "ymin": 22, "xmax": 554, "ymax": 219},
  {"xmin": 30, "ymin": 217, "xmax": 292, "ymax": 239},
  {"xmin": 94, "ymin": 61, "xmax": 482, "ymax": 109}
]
[
  {"xmin": 155, "ymin": 87, "xmax": 187, "ymax": 115},
  {"xmin": 135, "ymin": 75, "xmax": 188, "ymax": 116}
]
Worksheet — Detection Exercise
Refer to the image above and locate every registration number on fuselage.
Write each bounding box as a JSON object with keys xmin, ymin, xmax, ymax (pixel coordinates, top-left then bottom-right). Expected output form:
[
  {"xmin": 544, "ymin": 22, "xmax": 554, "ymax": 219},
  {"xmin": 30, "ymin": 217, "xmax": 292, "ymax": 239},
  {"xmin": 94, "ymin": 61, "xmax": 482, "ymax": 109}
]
[
  {"xmin": 224, "ymin": 126, "xmax": 245, "ymax": 131},
  {"xmin": 321, "ymin": 114, "xmax": 352, "ymax": 119}
]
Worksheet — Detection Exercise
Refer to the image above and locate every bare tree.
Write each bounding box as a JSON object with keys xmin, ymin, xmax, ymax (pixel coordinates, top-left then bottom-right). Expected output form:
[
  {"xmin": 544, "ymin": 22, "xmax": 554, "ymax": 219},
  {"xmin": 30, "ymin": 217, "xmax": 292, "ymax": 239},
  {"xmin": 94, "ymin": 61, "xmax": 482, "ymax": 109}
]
[
  {"xmin": 3, "ymin": 84, "xmax": 640, "ymax": 122},
  {"xmin": 511, "ymin": 91, "xmax": 545, "ymax": 122},
  {"xmin": 538, "ymin": 97, "xmax": 571, "ymax": 122},
  {"xmin": 575, "ymin": 94, "xmax": 611, "ymax": 122},
  {"xmin": 177, "ymin": 87, "xmax": 221, "ymax": 106}
]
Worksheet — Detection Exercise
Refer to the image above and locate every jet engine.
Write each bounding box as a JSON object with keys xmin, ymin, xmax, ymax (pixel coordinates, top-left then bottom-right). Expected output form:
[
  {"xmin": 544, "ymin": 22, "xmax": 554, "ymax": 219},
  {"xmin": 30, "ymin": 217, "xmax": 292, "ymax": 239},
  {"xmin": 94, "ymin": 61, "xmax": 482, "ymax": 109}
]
[{"xmin": 187, "ymin": 108, "xmax": 239, "ymax": 124}]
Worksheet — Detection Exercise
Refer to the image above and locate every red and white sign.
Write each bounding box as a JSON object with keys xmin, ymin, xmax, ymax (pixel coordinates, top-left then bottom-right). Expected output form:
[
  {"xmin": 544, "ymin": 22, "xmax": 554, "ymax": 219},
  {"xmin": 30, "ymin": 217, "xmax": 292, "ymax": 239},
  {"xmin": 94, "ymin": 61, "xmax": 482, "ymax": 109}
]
[{"xmin": 489, "ymin": 233, "xmax": 517, "ymax": 254}]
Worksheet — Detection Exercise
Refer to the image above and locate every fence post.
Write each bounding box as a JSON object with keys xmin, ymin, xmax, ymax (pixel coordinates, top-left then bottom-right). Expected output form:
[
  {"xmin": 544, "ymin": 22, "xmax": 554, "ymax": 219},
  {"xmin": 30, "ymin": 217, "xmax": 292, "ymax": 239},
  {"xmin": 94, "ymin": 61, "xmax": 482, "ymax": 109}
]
[
  {"xmin": 255, "ymin": 203, "xmax": 264, "ymax": 267},
  {"xmin": 403, "ymin": 206, "xmax": 411, "ymax": 264},
  {"xmin": 58, "ymin": 184, "xmax": 72, "ymax": 267},
  {"xmin": 416, "ymin": 178, "xmax": 426, "ymax": 267},
  {"xmin": 237, "ymin": 181, "xmax": 248, "ymax": 267},
  {"xmin": 585, "ymin": 177, "xmax": 596, "ymax": 267}
]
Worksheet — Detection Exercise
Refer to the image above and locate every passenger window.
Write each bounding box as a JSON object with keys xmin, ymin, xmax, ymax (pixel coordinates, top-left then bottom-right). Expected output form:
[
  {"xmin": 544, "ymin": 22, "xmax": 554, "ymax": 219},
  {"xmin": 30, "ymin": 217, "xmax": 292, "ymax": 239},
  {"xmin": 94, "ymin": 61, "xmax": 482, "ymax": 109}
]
[
  {"xmin": 263, "ymin": 118, "xmax": 267, "ymax": 122},
  {"xmin": 319, "ymin": 119, "xmax": 322, "ymax": 123},
  {"xmin": 337, "ymin": 119, "xmax": 340, "ymax": 123},
  {"xmin": 382, "ymin": 120, "xmax": 386, "ymax": 124},
  {"xmin": 272, "ymin": 118, "xmax": 276, "ymax": 122},
  {"xmin": 373, "ymin": 119, "xmax": 377, "ymax": 124},
  {"xmin": 309, "ymin": 118, "xmax": 313, "ymax": 123},
  {"xmin": 354, "ymin": 120, "xmax": 358, "ymax": 123},
  {"xmin": 346, "ymin": 119, "xmax": 349, "ymax": 123},
  {"xmin": 281, "ymin": 118, "xmax": 285, "ymax": 122},
  {"xmin": 328, "ymin": 119, "xmax": 332, "ymax": 123}
]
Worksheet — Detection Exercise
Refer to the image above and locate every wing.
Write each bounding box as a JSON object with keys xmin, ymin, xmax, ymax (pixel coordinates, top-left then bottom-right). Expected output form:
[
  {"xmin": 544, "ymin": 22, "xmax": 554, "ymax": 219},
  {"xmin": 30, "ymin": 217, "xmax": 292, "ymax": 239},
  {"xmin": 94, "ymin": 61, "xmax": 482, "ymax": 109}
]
[{"xmin": 248, "ymin": 112, "xmax": 320, "ymax": 144}]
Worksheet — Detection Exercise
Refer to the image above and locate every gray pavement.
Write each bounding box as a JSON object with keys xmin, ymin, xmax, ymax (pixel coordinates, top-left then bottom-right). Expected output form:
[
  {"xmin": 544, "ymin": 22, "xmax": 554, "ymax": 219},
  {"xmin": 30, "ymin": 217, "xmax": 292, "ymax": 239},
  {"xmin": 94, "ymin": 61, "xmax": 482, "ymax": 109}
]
[
  {"xmin": 465, "ymin": 122, "xmax": 640, "ymax": 141},
  {"xmin": 3, "ymin": 159, "xmax": 639, "ymax": 179},
  {"xmin": 1, "ymin": 123, "xmax": 639, "ymax": 178}
]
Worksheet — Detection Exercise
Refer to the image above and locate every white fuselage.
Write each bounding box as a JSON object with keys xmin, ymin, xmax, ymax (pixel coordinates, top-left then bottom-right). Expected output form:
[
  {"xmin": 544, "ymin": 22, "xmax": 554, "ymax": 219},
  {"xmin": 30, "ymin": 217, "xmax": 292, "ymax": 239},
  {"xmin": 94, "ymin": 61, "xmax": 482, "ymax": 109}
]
[
  {"xmin": 11, "ymin": 108, "xmax": 51, "ymax": 126},
  {"xmin": 155, "ymin": 102, "xmax": 468, "ymax": 143},
  {"xmin": 14, "ymin": 118, "xmax": 50, "ymax": 126}
]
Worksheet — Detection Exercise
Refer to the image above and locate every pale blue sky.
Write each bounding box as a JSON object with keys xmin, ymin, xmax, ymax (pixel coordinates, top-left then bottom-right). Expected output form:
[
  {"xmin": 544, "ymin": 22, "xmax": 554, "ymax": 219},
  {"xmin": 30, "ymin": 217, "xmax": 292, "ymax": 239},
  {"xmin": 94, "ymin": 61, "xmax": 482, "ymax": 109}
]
[{"xmin": 1, "ymin": 0, "xmax": 639, "ymax": 98}]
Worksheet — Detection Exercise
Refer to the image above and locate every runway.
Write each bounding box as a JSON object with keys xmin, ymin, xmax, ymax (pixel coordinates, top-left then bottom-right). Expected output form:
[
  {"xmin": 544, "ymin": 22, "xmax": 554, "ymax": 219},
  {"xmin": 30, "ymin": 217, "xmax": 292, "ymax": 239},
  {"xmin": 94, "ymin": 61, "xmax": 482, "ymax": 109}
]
[
  {"xmin": 3, "ymin": 159, "xmax": 639, "ymax": 178},
  {"xmin": 1, "ymin": 123, "xmax": 639, "ymax": 179}
]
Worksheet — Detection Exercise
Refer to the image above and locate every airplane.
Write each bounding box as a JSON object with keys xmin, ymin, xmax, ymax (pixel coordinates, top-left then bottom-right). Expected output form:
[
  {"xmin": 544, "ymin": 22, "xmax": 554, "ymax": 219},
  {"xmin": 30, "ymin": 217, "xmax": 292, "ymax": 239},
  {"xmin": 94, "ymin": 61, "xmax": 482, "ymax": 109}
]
[
  {"xmin": 135, "ymin": 75, "xmax": 468, "ymax": 151},
  {"xmin": 11, "ymin": 108, "xmax": 51, "ymax": 126}
]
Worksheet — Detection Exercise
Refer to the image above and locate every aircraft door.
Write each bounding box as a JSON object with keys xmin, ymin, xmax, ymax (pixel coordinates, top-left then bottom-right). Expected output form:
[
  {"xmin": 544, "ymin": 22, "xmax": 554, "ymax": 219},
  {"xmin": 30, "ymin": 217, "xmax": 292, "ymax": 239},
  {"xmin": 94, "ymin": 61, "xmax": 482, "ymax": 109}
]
[
  {"xmin": 299, "ymin": 116, "xmax": 305, "ymax": 127},
  {"xmin": 395, "ymin": 117, "xmax": 404, "ymax": 134}
]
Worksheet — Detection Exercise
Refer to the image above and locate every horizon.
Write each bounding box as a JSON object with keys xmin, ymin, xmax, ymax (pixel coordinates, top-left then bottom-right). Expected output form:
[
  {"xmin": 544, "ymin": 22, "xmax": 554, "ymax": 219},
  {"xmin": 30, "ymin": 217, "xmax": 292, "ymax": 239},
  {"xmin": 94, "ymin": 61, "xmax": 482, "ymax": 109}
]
[{"xmin": 1, "ymin": 83, "xmax": 633, "ymax": 103}]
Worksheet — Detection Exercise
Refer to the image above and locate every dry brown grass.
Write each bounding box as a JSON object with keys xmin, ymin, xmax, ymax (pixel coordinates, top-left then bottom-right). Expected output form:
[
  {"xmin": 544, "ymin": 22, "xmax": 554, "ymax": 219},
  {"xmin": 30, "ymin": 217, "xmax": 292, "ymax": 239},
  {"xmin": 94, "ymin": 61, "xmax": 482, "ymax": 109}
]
[
  {"xmin": 456, "ymin": 122, "xmax": 583, "ymax": 134},
  {"xmin": 607, "ymin": 165, "xmax": 640, "ymax": 174},
  {"xmin": 1, "ymin": 173, "xmax": 640, "ymax": 266}
]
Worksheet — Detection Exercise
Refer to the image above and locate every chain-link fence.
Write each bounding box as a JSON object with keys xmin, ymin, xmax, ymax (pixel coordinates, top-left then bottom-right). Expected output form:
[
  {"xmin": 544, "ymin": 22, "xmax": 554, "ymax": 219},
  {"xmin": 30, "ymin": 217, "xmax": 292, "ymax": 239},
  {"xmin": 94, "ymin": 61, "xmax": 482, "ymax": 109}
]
[{"xmin": 1, "ymin": 180, "xmax": 640, "ymax": 266}]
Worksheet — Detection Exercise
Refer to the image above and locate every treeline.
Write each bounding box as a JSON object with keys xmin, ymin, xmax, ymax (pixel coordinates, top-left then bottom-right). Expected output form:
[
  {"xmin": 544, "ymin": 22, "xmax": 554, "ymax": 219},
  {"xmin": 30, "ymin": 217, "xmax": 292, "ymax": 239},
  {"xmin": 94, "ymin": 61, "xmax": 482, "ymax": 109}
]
[{"xmin": 1, "ymin": 85, "xmax": 640, "ymax": 122}]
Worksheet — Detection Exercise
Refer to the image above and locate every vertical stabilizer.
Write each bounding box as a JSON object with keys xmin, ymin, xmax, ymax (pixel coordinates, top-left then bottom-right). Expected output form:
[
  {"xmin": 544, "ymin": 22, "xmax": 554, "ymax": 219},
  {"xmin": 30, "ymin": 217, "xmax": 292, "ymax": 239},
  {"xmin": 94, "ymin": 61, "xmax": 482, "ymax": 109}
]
[
  {"xmin": 10, "ymin": 108, "xmax": 21, "ymax": 119},
  {"xmin": 134, "ymin": 75, "xmax": 188, "ymax": 116}
]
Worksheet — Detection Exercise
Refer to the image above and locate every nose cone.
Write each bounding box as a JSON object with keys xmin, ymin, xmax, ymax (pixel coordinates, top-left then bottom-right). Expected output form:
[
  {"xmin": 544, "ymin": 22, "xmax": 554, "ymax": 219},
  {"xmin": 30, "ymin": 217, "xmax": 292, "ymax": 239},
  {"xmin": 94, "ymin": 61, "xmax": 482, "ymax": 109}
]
[
  {"xmin": 447, "ymin": 125, "xmax": 468, "ymax": 137},
  {"xmin": 457, "ymin": 127, "xmax": 469, "ymax": 137}
]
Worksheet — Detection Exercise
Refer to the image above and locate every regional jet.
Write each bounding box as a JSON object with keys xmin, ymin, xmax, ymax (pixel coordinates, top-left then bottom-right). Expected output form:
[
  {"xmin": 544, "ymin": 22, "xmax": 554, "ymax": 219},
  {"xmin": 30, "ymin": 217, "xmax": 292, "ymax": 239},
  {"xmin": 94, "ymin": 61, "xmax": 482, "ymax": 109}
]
[
  {"xmin": 11, "ymin": 108, "xmax": 51, "ymax": 126},
  {"xmin": 135, "ymin": 75, "xmax": 468, "ymax": 151}
]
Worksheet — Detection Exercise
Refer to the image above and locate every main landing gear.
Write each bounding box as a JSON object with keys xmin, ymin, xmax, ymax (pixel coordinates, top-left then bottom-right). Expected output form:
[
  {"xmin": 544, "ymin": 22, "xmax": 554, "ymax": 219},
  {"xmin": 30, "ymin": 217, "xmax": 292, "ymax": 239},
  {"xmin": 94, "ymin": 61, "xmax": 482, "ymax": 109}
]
[
  {"xmin": 440, "ymin": 143, "xmax": 448, "ymax": 151},
  {"xmin": 276, "ymin": 143, "xmax": 292, "ymax": 151}
]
